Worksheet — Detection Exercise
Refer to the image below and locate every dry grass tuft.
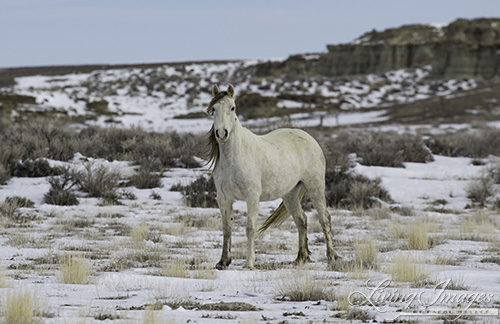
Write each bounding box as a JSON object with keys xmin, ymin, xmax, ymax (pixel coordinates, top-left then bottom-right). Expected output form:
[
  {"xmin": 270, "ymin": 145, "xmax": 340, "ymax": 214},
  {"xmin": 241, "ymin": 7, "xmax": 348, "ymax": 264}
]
[
  {"xmin": 131, "ymin": 221, "xmax": 150, "ymax": 243},
  {"xmin": 354, "ymin": 237, "xmax": 378, "ymax": 267},
  {"xmin": 407, "ymin": 223, "xmax": 429, "ymax": 250},
  {"xmin": 144, "ymin": 306, "xmax": 170, "ymax": 324},
  {"xmin": 163, "ymin": 258, "xmax": 188, "ymax": 278},
  {"xmin": 389, "ymin": 254, "xmax": 427, "ymax": 283},
  {"xmin": 59, "ymin": 255, "xmax": 91, "ymax": 284},
  {"xmin": 3, "ymin": 290, "xmax": 37, "ymax": 324},
  {"xmin": 276, "ymin": 269, "xmax": 333, "ymax": 301},
  {"xmin": 192, "ymin": 259, "xmax": 216, "ymax": 280},
  {"xmin": 0, "ymin": 268, "xmax": 6, "ymax": 288}
]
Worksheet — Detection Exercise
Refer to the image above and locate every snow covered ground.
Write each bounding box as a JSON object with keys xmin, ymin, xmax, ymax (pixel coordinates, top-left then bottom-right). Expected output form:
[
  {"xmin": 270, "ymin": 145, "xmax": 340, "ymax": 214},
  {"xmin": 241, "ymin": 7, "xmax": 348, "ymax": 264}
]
[
  {"xmin": 0, "ymin": 61, "xmax": 499, "ymax": 323},
  {"xmin": 0, "ymin": 150, "xmax": 499, "ymax": 323}
]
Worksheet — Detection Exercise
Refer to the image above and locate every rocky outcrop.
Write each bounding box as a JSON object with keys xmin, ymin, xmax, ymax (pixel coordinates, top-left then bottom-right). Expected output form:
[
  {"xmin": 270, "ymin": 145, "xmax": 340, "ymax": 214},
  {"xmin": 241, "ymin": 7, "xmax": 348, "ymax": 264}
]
[
  {"xmin": 431, "ymin": 18, "xmax": 500, "ymax": 79},
  {"xmin": 256, "ymin": 18, "xmax": 500, "ymax": 80}
]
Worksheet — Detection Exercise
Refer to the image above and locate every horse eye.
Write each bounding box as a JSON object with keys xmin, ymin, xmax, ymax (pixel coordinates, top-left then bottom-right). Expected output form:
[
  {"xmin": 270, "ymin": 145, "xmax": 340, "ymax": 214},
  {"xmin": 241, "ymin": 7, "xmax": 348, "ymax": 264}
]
[
  {"xmin": 208, "ymin": 108, "xmax": 215, "ymax": 116},
  {"xmin": 231, "ymin": 106, "xmax": 235, "ymax": 111}
]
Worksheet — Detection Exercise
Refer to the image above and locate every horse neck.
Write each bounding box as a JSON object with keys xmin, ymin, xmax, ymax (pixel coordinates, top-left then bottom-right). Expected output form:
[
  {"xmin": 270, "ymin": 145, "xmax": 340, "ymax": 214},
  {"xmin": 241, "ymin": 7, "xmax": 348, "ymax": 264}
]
[{"xmin": 218, "ymin": 120, "xmax": 255, "ymax": 162}]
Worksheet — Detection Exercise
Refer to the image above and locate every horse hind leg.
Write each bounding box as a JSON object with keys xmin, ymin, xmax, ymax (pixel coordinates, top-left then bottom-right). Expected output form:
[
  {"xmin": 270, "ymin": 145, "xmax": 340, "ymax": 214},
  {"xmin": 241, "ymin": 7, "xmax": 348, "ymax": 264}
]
[
  {"xmin": 306, "ymin": 183, "xmax": 339, "ymax": 266},
  {"xmin": 283, "ymin": 185, "xmax": 311, "ymax": 265}
]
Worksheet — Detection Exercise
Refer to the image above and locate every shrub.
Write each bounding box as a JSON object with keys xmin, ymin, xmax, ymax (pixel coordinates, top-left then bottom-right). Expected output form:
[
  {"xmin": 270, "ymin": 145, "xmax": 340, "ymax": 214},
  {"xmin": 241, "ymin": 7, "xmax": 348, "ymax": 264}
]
[
  {"xmin": 325, "ymin": 169, "xmax": 392, "ymax": 209},
  {"xmin": 11, "ymin": 158, "xmax": 59, "ymax": 177},
  {"xmin": 43, "ymin": 168, "xmax": 79, "ymax": 206},
  {"xmin": 0, "ymin": 122, "xmax": 203, "ymax": 171},
  {"xmin": 426, "ymin": 127, "xmax": 500, "ymax": 158},
  {"xmin": 0, "ymin": 163, "xmax": 11, "ymax": 185},
  {"xmin": 171, "ymin": 176, "xmax": 218, "ymax": 208},
  {"xmin": 118, "ymin": 130, "xmax": 202, "ymax": 169},
  {"xmin": 150, "ymin": 191, "xmax": 162, "ymax": 200},
  {"xmin": 487, "ymin": 161, "xmax": 500, "ymax": 184},
  {"xmin": 330, "ymin": 131, "xmax": 433, "ymax": 168},
  {"xmin": 0, "ymin": 196, "xmax": 35, "ymax": 219},
  {"xmin": 322, "ymin": 135, "xmax": 394, "ymax": 209},
  {"xmin": 129, "ymin": 166, "xmax": 162, "ymax": 189},
  {"xmin": 235, "ymin": 92, "xmax": 279, "ymax": 119},
  {"xmin": 75, "ymin": 164, "xmax": 121, "ymax": 203},
  {"xmin": 466, "ymin": 176, "xmax": 494, "ymax": 207}
]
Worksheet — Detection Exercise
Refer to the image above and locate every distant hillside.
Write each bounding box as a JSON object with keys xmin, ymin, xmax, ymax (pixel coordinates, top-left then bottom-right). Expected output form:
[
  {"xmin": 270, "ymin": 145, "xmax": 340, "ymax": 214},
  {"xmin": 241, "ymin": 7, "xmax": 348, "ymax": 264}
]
[
  {"xmin": 256, "ymin": 18, "xmax": 500, "ymax": 80},
  {"xmin": 2, "ymin": 18, "xmax": 500, "ymax": 131}
]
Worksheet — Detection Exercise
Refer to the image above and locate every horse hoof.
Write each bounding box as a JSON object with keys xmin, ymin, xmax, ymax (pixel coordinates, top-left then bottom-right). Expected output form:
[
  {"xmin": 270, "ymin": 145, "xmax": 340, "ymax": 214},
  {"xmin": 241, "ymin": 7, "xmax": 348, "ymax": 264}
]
[
  {"xmin": 215, "ymin": 258, "xmax": 231, "ymax": 270},
  {"xmin": 293, "ymin": 256, "xmax": 312, "ymax": 266},
  {"xmin": 243, "ymin": 262, "xmax": 255, "ymax": 270}
]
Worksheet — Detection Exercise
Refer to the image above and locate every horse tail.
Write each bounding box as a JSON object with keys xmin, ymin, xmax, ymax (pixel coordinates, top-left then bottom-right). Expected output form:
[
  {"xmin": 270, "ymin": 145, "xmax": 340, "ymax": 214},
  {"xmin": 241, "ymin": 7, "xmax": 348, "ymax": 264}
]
[{"xmin": 258, "ymin": 189, "xmax": 306, "ymax": 235}]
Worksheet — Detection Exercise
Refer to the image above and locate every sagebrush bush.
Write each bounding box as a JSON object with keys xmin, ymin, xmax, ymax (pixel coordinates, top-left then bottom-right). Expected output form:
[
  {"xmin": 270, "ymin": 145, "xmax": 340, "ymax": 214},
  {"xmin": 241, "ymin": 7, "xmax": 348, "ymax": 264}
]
[
  {"xmin": 330, "ymin": 131, "xmax": 433, "ymax": 168},
  {"xmin": 0, "ymin": 196, "xmax": 35, "ymax": 219},
  {"xmin": 129, "ymin": 166, "xmax": 162, "ymax": 189},
  {"xmin": 0, "ymin": 122, "xmax": 203, "ymax": 172},
  {"xmin": 487, "ymin": 162, "xmax": 500, "ymax": 184},
  {"xmin": 75, "ymin": 164, "xmax": 121, "ymax": 203},
  {"xmin": 324, "ymin": 169, "xmax": 392, "ymax": 208},
  {"xmin": 0, "ymin": 163, "xmax": 11, "ymax": 185},
  {"xmin": 171, "ymin": 176, "xmax": 218, "ymax": 208},
  {"xmin": 467, "ymin": 176, "xmax": 494, "ymax": 207},
  {"xmin": 44, "ymin": 169, "xmax": 79, "ymax": 206},
  {"xmin": 11, "ymin": 158, "xmax": 60, "ymax": 177},
  {"xmin": 322, "ymin": 135, "xmax": 394, "ymax": 209},
  {"xmin": 426, "ymin": 127, "xmax": 500, "ymax": 158}
]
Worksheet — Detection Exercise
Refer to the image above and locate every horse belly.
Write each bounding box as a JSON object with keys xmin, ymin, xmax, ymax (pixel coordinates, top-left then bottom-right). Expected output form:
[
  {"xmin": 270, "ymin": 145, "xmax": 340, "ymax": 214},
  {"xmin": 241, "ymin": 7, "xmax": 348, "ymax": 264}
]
[{"xmin": 259, "ymin": 170, "xmax": 301, "ymax": 201}]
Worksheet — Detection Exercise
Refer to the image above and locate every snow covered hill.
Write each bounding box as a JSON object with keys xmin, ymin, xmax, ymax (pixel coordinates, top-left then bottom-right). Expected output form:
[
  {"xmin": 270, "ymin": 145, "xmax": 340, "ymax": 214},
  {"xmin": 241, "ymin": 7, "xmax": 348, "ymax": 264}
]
[{"xmin": 1, "ymin": 59, "xmax": 481, "ymax": 133}]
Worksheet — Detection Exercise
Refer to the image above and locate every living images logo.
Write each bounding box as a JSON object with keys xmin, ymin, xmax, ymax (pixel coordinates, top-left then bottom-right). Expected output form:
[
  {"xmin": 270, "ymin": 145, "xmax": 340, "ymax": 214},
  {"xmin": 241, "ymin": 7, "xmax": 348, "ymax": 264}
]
[{"xmin": 348, "ymin": 279, "xmax": 498, "ymax": 320}]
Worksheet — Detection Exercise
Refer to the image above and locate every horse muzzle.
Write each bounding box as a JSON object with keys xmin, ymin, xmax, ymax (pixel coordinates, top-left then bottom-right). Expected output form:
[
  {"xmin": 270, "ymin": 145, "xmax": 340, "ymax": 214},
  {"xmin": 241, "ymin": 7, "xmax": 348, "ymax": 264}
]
[{"xmin": 215, "ymin": 129, "xmax": 229, "ymax": 143}]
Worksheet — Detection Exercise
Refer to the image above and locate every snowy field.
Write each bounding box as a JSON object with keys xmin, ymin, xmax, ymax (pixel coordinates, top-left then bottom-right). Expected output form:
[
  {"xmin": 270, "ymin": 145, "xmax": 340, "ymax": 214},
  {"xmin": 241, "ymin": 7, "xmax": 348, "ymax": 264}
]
[
  {"xmin": 0, "ymin": 61, "xmax": 499, "ymax": 323},
  {"xmin": 0, "ymin": 149, "xmax": 499, "ymax": 323}
]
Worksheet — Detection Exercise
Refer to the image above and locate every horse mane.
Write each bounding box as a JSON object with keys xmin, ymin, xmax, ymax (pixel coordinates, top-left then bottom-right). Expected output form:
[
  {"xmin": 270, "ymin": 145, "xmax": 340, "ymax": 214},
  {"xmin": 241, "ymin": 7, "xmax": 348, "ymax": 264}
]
[
  {"xmin": 206, "ymin": 125, "xmax": 220, "ymax": 170},
  {"xmin": 205, "ymin": 90, "xmax": 228, "ymax": 171}
]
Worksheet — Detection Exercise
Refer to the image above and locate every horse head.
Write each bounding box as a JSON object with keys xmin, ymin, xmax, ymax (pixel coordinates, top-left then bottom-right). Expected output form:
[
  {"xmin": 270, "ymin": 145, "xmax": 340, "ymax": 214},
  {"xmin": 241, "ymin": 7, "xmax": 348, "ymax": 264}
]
[{"xmin": 207, "ymin": 84, "xmax": 237, "ymax": 144}]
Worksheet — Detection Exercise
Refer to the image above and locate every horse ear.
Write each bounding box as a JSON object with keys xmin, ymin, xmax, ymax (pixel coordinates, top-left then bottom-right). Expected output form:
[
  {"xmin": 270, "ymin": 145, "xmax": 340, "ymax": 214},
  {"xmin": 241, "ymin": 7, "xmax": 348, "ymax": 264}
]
[
  {"xmin": 227, "ymin": 84, "xmax": 235, "ymax": 98},
  {"xmin": 212, "ymin": 84, "xmax": 220, "ymax": 96}
]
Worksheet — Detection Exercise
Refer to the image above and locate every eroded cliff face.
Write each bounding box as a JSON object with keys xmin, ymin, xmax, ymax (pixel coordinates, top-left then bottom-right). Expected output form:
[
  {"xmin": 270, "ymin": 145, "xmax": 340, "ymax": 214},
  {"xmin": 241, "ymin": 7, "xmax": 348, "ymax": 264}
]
[
  {"xmin": 256, "ymin": 18, "xmax": 500, "ymax": 80},
  {"xmin": 431, "ymin": 18, "xmax": 500, "ymax": 79},
  {"xmin": 321, "ymin": 18, "xmax": 500, "ymax": 79}
]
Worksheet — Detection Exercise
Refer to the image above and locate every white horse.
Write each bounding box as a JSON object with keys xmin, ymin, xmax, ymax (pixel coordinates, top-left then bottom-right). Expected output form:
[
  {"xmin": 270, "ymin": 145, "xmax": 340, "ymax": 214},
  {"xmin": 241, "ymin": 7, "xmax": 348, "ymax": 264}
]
[{"xmin": 207, "ymin": 84, "xmax": 339, "ymax": 269}]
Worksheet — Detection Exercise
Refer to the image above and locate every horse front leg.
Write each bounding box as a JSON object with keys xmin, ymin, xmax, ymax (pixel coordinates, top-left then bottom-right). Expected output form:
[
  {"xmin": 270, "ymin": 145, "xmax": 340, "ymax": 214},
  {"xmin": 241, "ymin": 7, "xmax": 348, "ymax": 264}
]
[
  {"xmin": 244, "ymin": 197, "xmax": 259, "ymax": 269},
  {"xmin": 216, "ymin": 201, "xmax": 233, "ymax": 270}
]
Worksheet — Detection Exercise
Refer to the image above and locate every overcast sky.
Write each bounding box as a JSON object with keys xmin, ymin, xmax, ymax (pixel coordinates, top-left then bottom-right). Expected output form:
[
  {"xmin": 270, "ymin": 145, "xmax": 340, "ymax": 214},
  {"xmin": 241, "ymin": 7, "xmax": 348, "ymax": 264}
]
[{"xmin": 1, "ymin": 0, "xmax": 499, "ymax": 68}]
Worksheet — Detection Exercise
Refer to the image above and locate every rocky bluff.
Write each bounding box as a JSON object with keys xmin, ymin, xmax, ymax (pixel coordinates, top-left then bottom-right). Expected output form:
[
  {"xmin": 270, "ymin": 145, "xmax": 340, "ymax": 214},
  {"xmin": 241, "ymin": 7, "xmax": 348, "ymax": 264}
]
[{"xmin": 256, "ymin": 18, "xmax": 500, "ymax": 80}]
